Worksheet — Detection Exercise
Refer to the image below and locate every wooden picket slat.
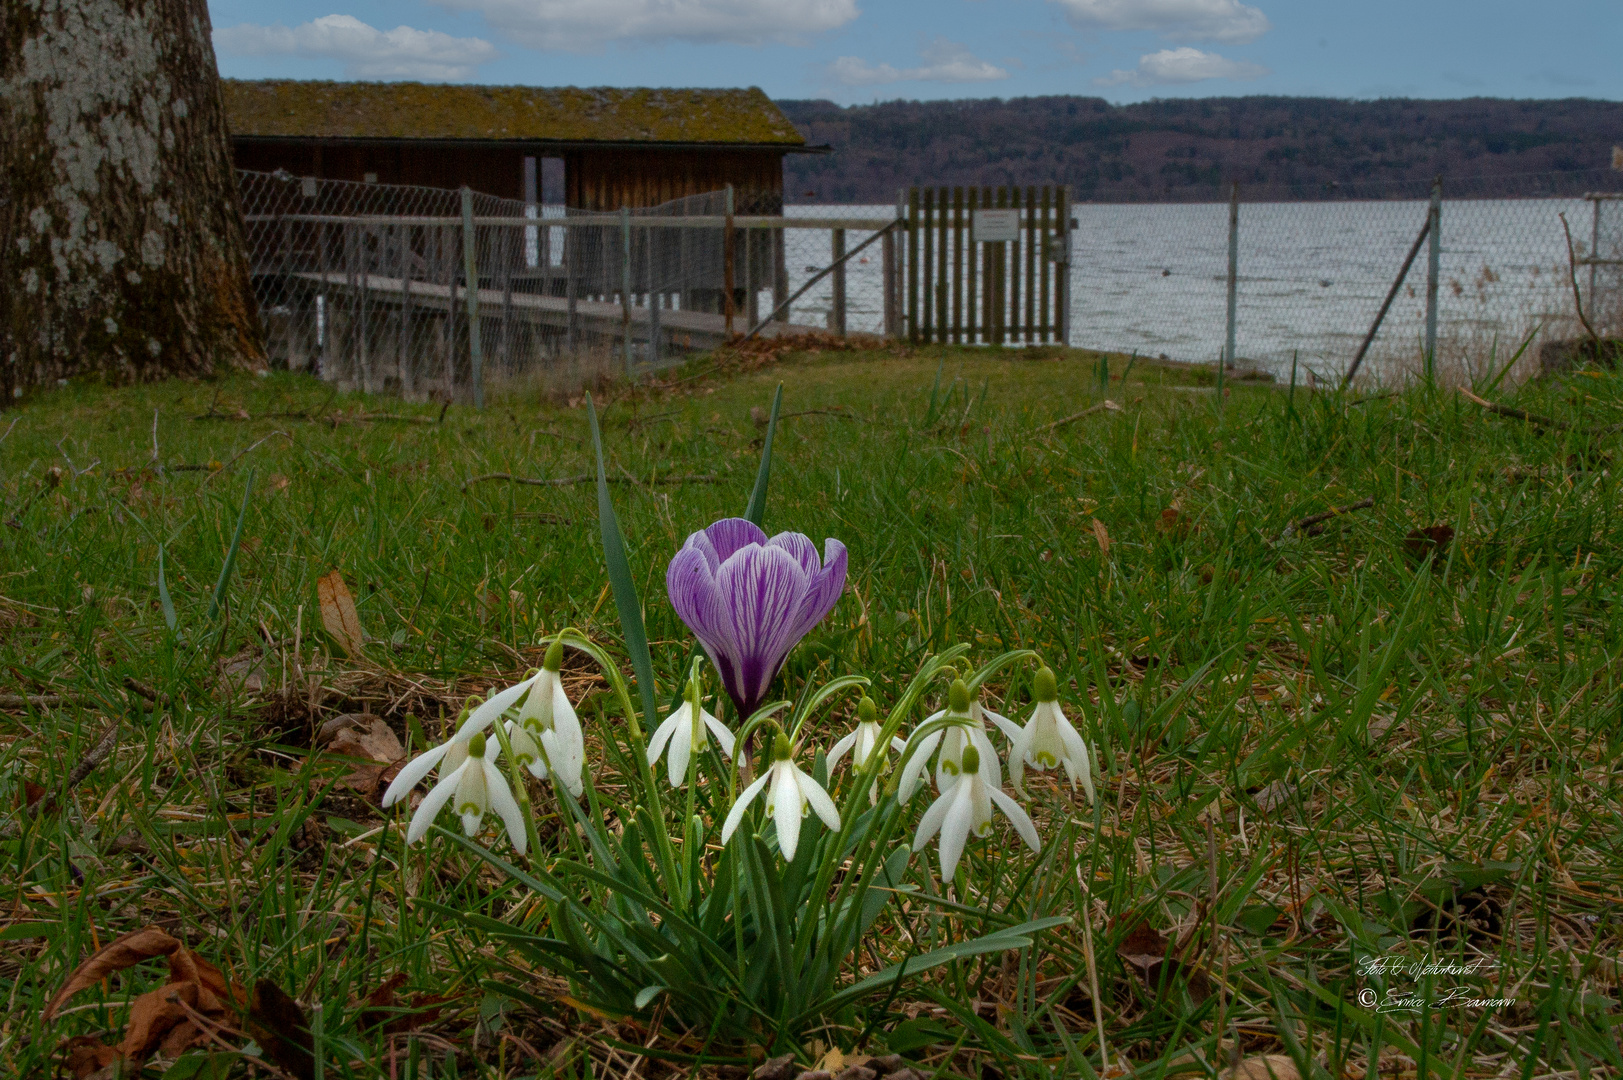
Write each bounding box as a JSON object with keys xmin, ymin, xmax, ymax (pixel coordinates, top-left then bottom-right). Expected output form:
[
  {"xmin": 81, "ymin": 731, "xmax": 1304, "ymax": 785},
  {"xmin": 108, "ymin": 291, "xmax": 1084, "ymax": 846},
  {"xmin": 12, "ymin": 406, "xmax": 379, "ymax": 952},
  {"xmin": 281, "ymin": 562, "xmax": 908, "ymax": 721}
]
[
  {"xmin": 951, "ymin": 187, "xmax": 964, "ymax": 344},
  {"xmin": 905, "ymin": 183, "xmax": 1068, "ymax": 349},
  {"xmin": 907, "ymin": 189, "xmax": 920, "ymax": 343}
]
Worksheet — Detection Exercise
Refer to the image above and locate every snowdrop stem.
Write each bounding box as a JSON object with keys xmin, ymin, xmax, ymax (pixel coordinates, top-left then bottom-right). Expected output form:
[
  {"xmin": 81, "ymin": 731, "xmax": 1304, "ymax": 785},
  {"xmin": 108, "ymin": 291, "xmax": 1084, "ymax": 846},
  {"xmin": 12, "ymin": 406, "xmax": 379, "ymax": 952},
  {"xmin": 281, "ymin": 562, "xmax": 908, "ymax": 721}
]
[
  {"xmin": 551, "ymin": 627, "xmax": 680, "ymax": 886},
  {"xmin": 488, "ymin": 716, "xmax": 542, "ymax": 861}
]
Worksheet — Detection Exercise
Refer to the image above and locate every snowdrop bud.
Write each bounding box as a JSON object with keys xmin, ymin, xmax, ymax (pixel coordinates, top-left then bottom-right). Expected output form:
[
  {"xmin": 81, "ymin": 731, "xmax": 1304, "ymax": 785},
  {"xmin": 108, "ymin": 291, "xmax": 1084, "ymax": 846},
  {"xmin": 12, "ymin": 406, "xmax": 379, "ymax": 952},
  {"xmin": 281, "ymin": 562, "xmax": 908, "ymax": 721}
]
[
  {"xmin": 1033, "ymin": 666, "xmax": 1059, "ymax": 703},
  {"xmin": 948, "ymin": 678, "xmax": 971, "ymax": 713},
  {"xmin": 543, "ymin": 637, "xmax": 564, "ymax": 672},
  {"xmin": 858, "ymin": 696, "xmax": 878, "ymax": 723},
  {"xmin": 468, "ymin": 732, "xmax": 487, "ymax": 758},
  {"xmin": 773, "ymin": 732, "xmax": 793, "ymax": 761},
  {"xmin": 960, "ymin": 745, "xmax": 981, "ymax": 775}
]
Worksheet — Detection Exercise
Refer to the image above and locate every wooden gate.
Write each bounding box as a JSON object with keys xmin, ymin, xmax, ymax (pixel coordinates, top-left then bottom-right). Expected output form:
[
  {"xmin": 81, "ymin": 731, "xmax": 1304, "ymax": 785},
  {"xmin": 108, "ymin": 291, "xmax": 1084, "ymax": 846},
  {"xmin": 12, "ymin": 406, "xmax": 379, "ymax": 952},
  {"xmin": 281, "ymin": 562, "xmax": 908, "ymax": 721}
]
[{"xmin": 906, "ymin": 186, "xmax": 1072, "ymax": 346}]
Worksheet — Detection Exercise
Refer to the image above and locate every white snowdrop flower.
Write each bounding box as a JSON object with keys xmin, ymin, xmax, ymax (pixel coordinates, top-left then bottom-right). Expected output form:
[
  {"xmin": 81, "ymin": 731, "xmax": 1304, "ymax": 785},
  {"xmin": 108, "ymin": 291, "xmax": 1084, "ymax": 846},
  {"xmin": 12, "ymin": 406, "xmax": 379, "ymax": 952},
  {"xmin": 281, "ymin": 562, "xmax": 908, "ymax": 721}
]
[
  {"xmin": 896, "ymin": 679, "xmax": 1001, "ymax": 801},
  {"xmin": 828, "ymin": 696, "xmax": 906, "ymax": 802},
  {"xmin": 720, "ymin": 733, "xmax": 840, "ymax": 862},
  {"xmin": 911, "ymin": 745, "xmax": 1040, "ymax": 882},
  {"xmin": 405, "ymin": 732, "xmax": 528, "ymax": 854},
  {"xmin": 382, "ymin": 638, "xmax": 584, "ymax": 808},
  {"xmin": 1012, "ymin": 666, "xmax": 1095, "ymax": 803},
  {"xmin": 647, "ymin": 675, "xmax": 735, "ymax": 787}
]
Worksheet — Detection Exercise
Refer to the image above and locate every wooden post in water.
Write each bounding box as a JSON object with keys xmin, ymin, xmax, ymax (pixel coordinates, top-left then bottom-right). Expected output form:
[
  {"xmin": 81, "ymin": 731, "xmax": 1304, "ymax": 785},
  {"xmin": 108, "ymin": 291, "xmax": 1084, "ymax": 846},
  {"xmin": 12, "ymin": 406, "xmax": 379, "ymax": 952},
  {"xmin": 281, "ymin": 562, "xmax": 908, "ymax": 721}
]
[{"xmin": 1056, "ymin": 187, "xmax": 1072, "ymax": 346}]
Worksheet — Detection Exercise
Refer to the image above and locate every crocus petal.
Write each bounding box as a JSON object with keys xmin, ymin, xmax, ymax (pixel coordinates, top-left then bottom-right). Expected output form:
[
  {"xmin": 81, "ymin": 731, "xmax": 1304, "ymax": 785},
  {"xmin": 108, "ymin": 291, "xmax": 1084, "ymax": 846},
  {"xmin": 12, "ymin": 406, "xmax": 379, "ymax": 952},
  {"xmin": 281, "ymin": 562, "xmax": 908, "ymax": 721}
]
[
  {"xmin": 702, "ymin": 518, "xmax": 769, "ymax": 564},
  {"xmin": 716, "ymin": 544, "xmax": 809, "ymax": 713},
  {"xmin": 989, "ymin": 788, "xmax": 1043, "ymax": 853},
  {"xmin": 702, "ymin": 712, "xmax": 736, "ymax": 758},
  {"xmin": 383, "ymin": 742, "xmax": 449, "ymax": 807},
  {"xmin": 454, "ymin": 674, "xmax": 539, "ymax": 742},
  {"xmin": 766, "ymin": 531, "xmax": 822, "ymax": 579},
  {"xmin": 912, "ymin": 788, "xmax": 955, "ymax": 849},
  {"xmin": 483, "ymin": 759, "xmax": 528, "ymax": 855},
  {"xmin": 897, "ymin": 730, "xmax": 942, "ymax": 801},
  {"xmin": 795, "ymin": 765, "xmax": 841, "ymax": 831},
  {"xmin": 406, "ymin": 764, "xmax": 464, "ymax": 844},
  {"xmin": 790, "ymin": 538, "xmax": 847, "ymax": 641},
  {"xmin": 827, "ymin": 729, "xmax": 859, "ymax": 772},
  {"xmin": 720, "ymin": 771, "xmax": 772, "ymax": 844},
  {"xmin": 666, "ymin": 545, "xmax": 739, "ymax": 675},
  {"xmin": 647, "ymin": 703, "xmax": 687, "ymax": 766},
  {"xmin": 937, "ymin": 781, "xmax": 976, "ymax": 880}
]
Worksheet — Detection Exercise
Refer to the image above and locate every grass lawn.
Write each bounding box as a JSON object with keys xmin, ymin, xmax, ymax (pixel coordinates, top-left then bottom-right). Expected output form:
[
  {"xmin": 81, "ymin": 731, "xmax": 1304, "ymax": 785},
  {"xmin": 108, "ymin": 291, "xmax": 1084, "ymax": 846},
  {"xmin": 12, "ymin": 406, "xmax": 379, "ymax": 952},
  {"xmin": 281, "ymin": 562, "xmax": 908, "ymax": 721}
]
[{"xmin": 2, "ymin": 344, "xmax": 1621, "ymax": 1079}]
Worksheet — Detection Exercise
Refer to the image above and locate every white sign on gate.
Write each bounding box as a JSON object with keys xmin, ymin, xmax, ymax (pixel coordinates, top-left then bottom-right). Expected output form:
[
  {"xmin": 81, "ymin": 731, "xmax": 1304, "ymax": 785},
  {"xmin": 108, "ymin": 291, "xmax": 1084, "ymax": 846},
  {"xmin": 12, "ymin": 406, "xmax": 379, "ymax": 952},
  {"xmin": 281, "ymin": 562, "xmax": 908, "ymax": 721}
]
[{"xmin": 972, "ymin": 209, "xmax": 1020, "ymax": 243}]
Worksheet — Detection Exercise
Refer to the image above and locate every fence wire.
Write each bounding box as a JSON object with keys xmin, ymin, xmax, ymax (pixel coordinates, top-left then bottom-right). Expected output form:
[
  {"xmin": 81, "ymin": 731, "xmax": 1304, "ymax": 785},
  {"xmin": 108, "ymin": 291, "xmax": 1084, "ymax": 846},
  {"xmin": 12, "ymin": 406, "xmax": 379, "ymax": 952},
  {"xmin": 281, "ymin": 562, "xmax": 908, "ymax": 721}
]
[
  {"xmin": 1064, "ymin": 167, "xmax": 1623, "ymax": 383},
  {"xmin": 239, "ymin": 171, "xmax": 875, "ymax": 401}
]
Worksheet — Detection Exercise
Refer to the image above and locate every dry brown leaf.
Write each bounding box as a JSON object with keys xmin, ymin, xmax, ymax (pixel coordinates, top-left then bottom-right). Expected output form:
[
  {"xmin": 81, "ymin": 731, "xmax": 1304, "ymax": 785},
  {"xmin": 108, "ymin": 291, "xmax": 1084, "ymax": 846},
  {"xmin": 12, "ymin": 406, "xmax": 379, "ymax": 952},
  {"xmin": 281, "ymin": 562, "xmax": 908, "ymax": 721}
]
[
  {"xmin": 324, "ymin": 714, "xmax": 406, "ymax": 795},
  {"xmin": 62, "ymin": 1035, "xmax": 120, "ymax": 1080},
  {"xmin": 47, "ymin": 927, "xmax": 238, "ymax": 1075},
  {"xmin": 1091, "ymin": 518, "xmax": 1111, "ymax": 557},
  {"xmin": 43, "ymin": 926, "xmax": 182, "ymax": 1021},
  {"xmin": 1253, "ymin": 779, "xmax": 1295, "ymax": 813},
  {"xmin": 246, "ymin": 978, "xmax": 316, "ymax": 1080},
  {"xmin": 267, "ymin": 473, "xmax": 291, "ymax": 493},
  {"xmin": 1221, "ymin": 1055, "xmax": 1302, "ymax": 1080},
  {"xmin": 317, "ymin": 570, "xmax": 364, "ymax": 657}
]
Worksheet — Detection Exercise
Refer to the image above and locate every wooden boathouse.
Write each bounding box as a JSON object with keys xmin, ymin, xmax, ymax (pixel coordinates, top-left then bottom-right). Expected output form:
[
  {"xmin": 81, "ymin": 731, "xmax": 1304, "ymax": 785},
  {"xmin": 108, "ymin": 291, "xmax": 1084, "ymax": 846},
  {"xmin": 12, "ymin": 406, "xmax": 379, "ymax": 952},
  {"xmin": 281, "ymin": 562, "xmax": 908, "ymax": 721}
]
[{"xmin": 223, "ymin": 80, "xmax": 815, "ymax": 214}]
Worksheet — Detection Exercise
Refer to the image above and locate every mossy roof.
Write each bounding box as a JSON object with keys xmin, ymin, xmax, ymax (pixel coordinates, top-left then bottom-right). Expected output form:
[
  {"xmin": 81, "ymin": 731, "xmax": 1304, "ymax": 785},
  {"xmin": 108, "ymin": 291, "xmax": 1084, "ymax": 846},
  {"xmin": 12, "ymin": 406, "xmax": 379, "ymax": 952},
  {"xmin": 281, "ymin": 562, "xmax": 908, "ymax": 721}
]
[{"xmin": 223, "ymin": 80, "xmax": 806, "ymax": 146}]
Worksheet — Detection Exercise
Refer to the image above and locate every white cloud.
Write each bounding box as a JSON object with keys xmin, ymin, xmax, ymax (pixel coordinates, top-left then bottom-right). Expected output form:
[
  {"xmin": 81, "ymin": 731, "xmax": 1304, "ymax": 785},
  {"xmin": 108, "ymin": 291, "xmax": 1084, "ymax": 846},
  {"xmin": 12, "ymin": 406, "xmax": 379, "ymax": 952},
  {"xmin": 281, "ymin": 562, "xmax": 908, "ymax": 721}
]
[
  {"xmin": 829, "ymin": 38, "xmax": 1009, "ymax": 87},
  {"xmin": 1096, "ymin": 46, "xmax": 1268, "ymax": 86},
  {"xmin": 1051, "ymin": 0, "xmax": 1270, "ymax": 44},
  {"xmin": 215, "ymin": 15, "xmax": 499, "ymax": 81},
  {"xmin": 427, "ymin": 0, "xmax": 859, "ymax": 52}
]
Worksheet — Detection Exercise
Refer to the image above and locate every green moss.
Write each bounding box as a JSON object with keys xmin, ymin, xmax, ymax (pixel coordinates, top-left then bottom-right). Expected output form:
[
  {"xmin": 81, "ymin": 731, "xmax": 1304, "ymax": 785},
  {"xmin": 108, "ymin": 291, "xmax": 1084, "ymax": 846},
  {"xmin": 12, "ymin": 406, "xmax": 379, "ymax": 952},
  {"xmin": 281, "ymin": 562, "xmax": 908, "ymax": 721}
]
[{"xmin": 222, "ymin": 80, "xmax": 805, "ymax": 146}]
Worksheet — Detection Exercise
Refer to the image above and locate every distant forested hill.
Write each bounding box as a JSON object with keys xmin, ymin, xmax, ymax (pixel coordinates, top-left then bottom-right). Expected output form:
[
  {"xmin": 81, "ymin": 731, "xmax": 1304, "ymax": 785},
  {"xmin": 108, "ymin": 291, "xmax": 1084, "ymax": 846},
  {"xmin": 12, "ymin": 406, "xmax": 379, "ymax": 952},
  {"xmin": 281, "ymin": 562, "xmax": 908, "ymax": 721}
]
[{"xmin": 775, "ymin": 96, "xmax": 1623, "ymax": 203}]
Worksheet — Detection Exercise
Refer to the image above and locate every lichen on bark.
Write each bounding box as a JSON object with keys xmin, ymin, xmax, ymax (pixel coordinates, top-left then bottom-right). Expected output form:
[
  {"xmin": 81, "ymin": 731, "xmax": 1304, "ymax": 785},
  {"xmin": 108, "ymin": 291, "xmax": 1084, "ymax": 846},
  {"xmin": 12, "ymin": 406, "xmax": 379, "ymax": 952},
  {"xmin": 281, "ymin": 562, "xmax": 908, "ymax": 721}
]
[{"xmin": 1, "ymin": 0, "xmax": 260, "ymax": 399}]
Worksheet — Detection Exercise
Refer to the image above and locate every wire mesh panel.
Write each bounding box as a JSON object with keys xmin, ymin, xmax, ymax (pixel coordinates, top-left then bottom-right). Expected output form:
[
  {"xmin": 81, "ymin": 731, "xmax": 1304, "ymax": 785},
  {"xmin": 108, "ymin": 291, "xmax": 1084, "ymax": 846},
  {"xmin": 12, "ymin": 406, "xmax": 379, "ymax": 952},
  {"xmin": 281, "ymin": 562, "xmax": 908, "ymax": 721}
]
[
  {"xmin": 1065, "ymin": 167, "xmax": 1623, "ymax": 383},
  {"xmin": 240, "ymin": 171, "xmax": 905, "ymax": 402},
  {"xmin": 1589, "ymin": 195, "xmax": 1623, "ymax": 338}
]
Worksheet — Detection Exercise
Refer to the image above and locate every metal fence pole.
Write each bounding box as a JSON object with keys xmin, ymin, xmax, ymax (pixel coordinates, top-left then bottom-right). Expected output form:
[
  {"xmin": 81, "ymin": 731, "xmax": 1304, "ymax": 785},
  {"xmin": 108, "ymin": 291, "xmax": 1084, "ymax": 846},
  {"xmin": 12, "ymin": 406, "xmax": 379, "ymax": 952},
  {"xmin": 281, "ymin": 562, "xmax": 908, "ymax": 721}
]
[
  {"xmin": 1224, "ymin": 181, "xmax": 1239, "ymax": 373},
  {"xmin": 648, "ymin": 223, "xmax": 661, "ymax": 365},
  {"xmin": 1424, "ymin": 176, "xmax": 1442, "ymax": 379},
  {"xmin": 620, "ymin": 205, "xmax": 633, "ymax": 375},
  {"xmin": 831, "ymin": 227, "xmax": 847, "ymax": 337},
  {"xmin": 723, "ymin": 185, "xmax": 736, "ymax": 337},
  {"xmin": 461, "ymin": 186, "xmax": 485, "ymax": 409}
]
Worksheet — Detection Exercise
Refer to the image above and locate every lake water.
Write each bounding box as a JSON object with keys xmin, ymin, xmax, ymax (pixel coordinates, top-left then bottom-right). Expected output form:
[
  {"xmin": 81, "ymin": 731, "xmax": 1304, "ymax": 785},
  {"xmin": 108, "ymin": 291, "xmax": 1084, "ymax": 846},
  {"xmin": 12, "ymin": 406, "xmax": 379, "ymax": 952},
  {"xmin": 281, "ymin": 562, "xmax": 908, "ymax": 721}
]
[{"xmin": 785, "ymin": 198, "xmax": 1605, "ymax": 380}]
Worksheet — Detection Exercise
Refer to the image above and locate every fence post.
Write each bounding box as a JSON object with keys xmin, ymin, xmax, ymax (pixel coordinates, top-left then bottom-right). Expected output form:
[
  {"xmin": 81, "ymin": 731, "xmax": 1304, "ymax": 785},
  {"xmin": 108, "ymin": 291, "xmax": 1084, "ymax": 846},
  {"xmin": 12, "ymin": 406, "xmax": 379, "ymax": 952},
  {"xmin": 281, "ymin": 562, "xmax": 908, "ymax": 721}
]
[
  {"xmin": 1424, "ymin": 175, "xmax": 1442, "ymax": 379},
  {"xmin": 1058, "ymin": 187, "xmax": 1073, "ymax": 346},
  {"xmin": 907, "ymin": 188, "xmax": 920, "ymax": 344},
  {"xmin": 831, "ymin": 227, "xmax": 847, "ymax": 337},
  {"xmin": 882, "ymin": 213, "xmax": 898, "ymax": 338},
  {"xmin": 461, "ymin": 186, "xmax": 485, "ymax": 409},
  {"xmin": 620, "ymin": 205, "xmax": 633, "ymax": 374},
  {"xmin": 1224, "ymin": 181, "xmax": 1239, "ymax": 376},
  {"xmin": 723, "ymin": 185, "xmax": 736, "ymax": 337},
  {"xmin": 648, "ymin": 222, "xmax": 661, "ymax": 365}
]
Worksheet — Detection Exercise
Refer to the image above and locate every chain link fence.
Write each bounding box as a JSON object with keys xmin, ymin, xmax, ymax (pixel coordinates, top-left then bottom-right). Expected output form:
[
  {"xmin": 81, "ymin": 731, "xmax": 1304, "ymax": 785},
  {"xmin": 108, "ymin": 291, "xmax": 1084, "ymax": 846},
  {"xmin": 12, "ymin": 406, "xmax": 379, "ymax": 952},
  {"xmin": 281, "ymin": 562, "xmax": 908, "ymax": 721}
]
[
  {"xmin": 240, "ymin": 170, "xmax": 900, "ymax": 402},
  {"xmin": 1063, "ymin": 167, "xmax": 1623, "ymax": 384}
]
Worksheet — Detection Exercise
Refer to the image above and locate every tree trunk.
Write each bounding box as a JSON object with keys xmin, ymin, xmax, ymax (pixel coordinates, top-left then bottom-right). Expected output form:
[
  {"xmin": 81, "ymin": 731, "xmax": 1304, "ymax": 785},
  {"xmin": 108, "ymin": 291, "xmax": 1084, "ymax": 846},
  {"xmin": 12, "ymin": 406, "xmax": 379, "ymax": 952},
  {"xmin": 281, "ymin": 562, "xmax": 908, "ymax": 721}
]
[{"xmin": 1, "ymin": 0, "xmax": 259, "ymax": 399}]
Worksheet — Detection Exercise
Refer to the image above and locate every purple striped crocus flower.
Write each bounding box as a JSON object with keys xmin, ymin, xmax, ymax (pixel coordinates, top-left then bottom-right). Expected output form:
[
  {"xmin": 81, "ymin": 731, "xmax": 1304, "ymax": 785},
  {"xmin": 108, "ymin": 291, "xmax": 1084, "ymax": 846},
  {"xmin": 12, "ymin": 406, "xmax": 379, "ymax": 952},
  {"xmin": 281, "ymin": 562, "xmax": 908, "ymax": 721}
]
[{"xmin": 666, "ymin": 518, "xmax": 847, "ymax": 722}]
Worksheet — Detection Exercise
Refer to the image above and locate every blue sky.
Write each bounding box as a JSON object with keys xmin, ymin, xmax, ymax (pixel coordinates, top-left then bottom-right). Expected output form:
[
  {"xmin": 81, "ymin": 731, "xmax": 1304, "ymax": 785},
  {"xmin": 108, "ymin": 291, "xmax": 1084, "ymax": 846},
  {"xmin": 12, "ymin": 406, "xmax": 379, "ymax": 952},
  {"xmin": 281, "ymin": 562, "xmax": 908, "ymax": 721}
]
[{"xmin": 208, "ymin": 0, "xmax": 1623, "ymax": 105}]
